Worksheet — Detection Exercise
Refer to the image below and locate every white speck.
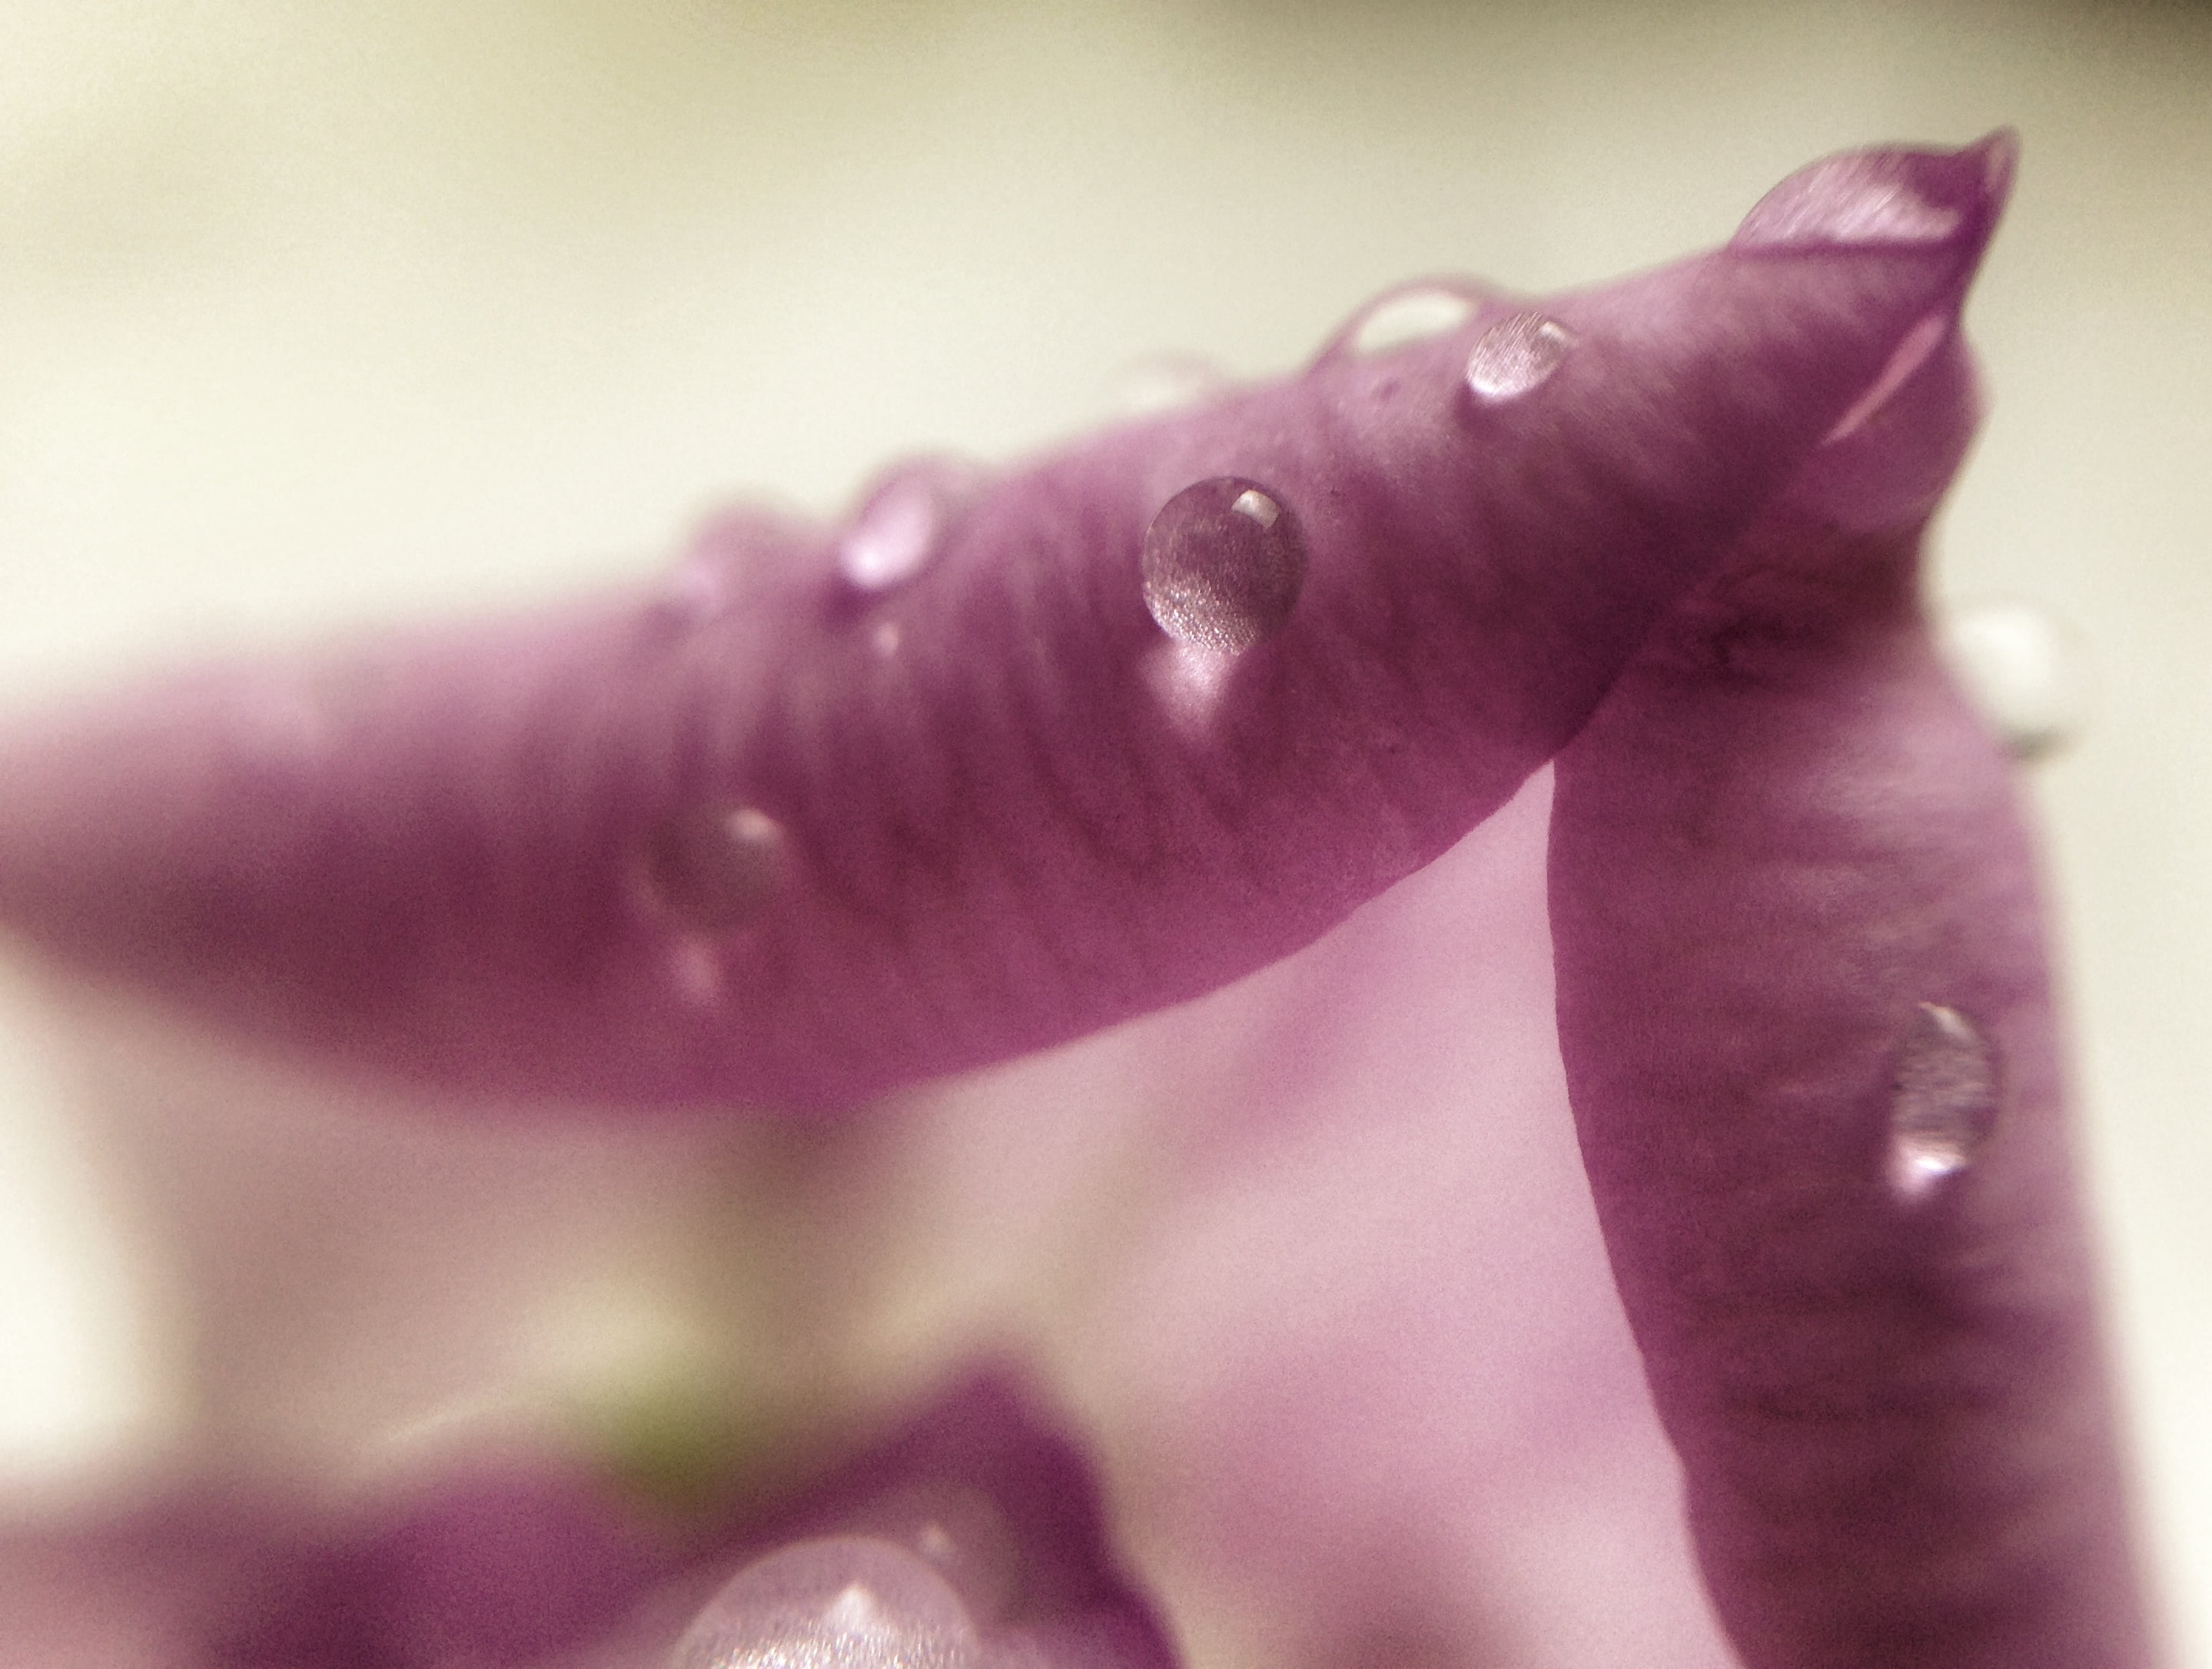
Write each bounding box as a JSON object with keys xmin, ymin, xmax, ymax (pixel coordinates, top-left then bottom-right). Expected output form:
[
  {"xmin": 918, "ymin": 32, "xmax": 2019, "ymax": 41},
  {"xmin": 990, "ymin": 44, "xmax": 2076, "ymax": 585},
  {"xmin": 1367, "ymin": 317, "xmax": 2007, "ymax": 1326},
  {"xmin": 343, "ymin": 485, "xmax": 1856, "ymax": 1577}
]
[{"xmin": 1938, "ymin": 597, "xmax": 2092, "ymax": 762}]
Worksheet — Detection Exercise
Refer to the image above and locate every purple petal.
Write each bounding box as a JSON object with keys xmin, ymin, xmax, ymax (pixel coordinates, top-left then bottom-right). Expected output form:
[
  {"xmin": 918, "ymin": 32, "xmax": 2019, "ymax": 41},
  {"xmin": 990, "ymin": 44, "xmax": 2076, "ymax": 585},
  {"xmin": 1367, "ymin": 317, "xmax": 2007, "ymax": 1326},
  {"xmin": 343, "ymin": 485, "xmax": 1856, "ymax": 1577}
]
[
  {"xmin": 1, "ymin": 1369, "xmax": 1168, "ymax": 1669},
  {"xmin": 0, "ymin": 147, "xmax": 1999, "ymax": 1110},
  {"xmin": 1546, "ymin": 151, "xmax": 2155, "ymax": 1663}
]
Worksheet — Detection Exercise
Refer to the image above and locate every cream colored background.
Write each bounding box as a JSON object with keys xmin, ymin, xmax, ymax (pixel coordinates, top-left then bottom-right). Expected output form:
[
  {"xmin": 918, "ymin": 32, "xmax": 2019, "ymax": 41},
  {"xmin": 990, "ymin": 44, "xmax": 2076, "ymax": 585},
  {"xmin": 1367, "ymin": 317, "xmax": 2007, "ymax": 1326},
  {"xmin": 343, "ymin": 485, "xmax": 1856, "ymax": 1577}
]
[{"xmin": 0, "ymin": 0, "xmax": 2206, "ymax": 1662}]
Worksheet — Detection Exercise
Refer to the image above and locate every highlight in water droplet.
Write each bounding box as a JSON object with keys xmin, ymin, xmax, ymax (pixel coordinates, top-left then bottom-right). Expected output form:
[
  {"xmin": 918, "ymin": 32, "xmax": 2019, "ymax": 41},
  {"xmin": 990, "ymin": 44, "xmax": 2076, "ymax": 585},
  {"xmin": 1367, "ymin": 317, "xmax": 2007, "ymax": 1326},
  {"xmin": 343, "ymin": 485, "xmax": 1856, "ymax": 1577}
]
[
  {"xmin": 1938, "ymin": 596, "xmax": 2093, "ymax": 762},
  {"xmin": 671, "ymin": 1536, "xmax": 984, "ymax": 1669},
  {"xmin": 639, "ymin": 804, "xmax": 787, "ymax": 933},
  {"xmin": 838, "ymin": 460, "xmax": 979, "ymax": 592},
  {"xmin": 1141, "ymin": 476, "xmax": 1307, "ymax": 654},
  {"xmin": 1887, "ymin": 1002, "xmax": 2001, "ymax": 1199},
  {"xmin": 1464, "ymin": 313, "xmax": 1574, "ymax": 401}
]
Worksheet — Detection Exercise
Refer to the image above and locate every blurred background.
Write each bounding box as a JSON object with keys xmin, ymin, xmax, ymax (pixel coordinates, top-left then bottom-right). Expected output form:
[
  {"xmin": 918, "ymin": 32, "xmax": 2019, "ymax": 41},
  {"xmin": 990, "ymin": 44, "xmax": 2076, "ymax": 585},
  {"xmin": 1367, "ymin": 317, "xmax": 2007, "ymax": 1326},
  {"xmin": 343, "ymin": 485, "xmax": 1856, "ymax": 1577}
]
[{"xmin": 0, "ymin": 0, "xmax": 2207, "ymax": 1662}]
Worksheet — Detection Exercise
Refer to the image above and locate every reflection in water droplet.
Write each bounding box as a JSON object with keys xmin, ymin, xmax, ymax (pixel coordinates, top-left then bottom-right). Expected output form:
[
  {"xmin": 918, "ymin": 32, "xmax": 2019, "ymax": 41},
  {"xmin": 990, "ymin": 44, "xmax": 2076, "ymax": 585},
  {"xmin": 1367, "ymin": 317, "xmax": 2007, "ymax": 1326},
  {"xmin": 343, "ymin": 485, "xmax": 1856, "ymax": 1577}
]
[
  {"xmin": 641, "ymin": 805, "xmax": 786, "ymax": 933},
  {"xmin": 1141, "ymin": 477, "xmax": 1307, "ymax": 654},
  {"xmin": 1938, "ymin": 597, "xmax": 2092, "ymax": 762},
  {"xmin": 1104, "ymin": 353, "xmax": 1231, "ymax": 419},
  {"xmin": 672, "ymin": 1536, "xmax": 983, "ymax": 1669},
  {"xmin": 1735, "ymin": 154, "xmax": 1963, "ymax": 251},
  {"xmin": 1465, "ymin": 314, "xmax": 1574, "ymax": 400},
  {"xmin": 1888, "ymin": 1003, "xmax": 2001, "ymax": 1199},
  {"xmin": 1345, "ymin": 286, "xmax": 1476, "ymax": 356},
  {"xmin": 839, "ymin": 460, "xmax": 978, "ymax": 592}
]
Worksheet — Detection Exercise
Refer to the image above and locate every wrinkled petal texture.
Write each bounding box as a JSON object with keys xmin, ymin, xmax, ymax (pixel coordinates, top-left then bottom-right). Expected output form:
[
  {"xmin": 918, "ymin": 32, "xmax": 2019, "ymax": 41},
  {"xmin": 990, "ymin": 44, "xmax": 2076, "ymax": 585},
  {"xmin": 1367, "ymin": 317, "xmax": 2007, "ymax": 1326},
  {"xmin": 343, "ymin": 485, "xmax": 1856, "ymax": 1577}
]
[
  {"xmin": 0, "ymin": 147, "xmax": 1995, "ymax": 1110},
  {"xmin": 1547, "ymin": 144, "xmax": 2154, "ymax": 1666}
]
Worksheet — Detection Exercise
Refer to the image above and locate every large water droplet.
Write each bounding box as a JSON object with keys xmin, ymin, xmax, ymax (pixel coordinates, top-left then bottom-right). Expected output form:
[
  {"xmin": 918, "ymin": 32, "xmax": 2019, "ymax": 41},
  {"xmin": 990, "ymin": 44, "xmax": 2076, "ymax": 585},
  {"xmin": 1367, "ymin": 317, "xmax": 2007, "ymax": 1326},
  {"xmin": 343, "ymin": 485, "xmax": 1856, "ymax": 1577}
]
[
  {"xmin": 672, "ymin": 1537, "xmax": 984, "ymax": 1669},
  {"xmin": 1735, "ymin": 154, "xmax": 1963, "ymax": 251},
  {"xmin": 1938, "ymin": 597, "xmax": 2093, "ymax": 762},
  {"xmin": 1141, "ymin": 478, "xmax": 1307, "ymax": 654},
  {"xmin": 1887, "ymin": 1003, "xmax": 2001, "ymax": 1199},
  {"xmin": 639, "ymin": 805, "xmax": 787, "ymax": 932},
  {"xmin": 839, "ymin": 460, "xmax": 978, "ymax": 592},
  {"xmin": 1465, "ymin": 313, "xmax": 1574, "ymax": 401}
]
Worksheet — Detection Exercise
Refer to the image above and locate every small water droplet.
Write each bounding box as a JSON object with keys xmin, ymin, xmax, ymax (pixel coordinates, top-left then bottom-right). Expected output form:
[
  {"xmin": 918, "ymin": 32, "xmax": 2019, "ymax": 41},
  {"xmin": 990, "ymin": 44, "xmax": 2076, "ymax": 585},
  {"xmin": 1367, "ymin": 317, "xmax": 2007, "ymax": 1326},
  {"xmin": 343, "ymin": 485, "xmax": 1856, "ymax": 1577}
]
[
  {"xmin": 1887, "ymin": 1003, "xmax": 2000, "ymax": 1199},
  {"xmin": 1735, "ymin": 154, "xmax": 1963, "ymax": 251},
  {"xmin": 839, "ymin": 460, "xmax": 978, "ymax": 592},
  {"xmin": 1104, "ymin": 352, "xmax": 1231, "ymax": 419},
  {"xmin": 640, "ymin": 805, "xmax": 787, "ymax": 932},
  {"xmin": 1141, "ymin": 477, "xmax": 1307, "ymax": 654},
  {"xmin": 1938, "ymin": 597, "xmax": 2093, "ymax": 762},
  {"xmin": 870, "ymin": 619, "xmax": 905, "ymax": 658},
  {"xmin": 1343, "ymin": 286, "xmax": 1477, "ymax": 356},
  {"xmin": 1464, "ymin": 313, "xmax": 1574, "ymax": 401},
  {"xmin": 664, "ymin": 508, "xmax": 819, "ymax": 624},
  {"xmin": 672, "ymin": 1537, "xmax": 983, "ymax": 1669}
]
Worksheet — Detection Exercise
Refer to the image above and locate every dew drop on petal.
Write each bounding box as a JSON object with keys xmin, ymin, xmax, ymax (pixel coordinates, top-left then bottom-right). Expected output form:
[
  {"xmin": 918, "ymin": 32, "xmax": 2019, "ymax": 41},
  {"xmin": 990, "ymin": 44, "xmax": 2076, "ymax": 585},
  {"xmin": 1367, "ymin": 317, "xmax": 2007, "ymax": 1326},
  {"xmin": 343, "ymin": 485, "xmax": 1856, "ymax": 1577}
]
[
  {"xmin": 1141, "ymin": 477, "xmax": 1307, "ymax": 654},
  {"xmin": 1464, "ymin": 313, "xmax": 1574, "ymax": 401},
  {"xmin": 1734, "ymin": 154, "xmax": 1963, "ymax": 251},
  {"xmin": 1887, "ymin": 1002, "xmax": 2001, "ymax": 1199},
  {"xmin": 671, "ymin": 1536, "xmax": 984, "ymax": 1669},
  {"xmin": 1938, "ymin": 596, "xmax": 2093, "ymax": 762},
  {"xmin": 839, "ymin": 460, "xmax": 978, "ymax": 592},
  {"xmin": 1343, "ymin": 285, "xmax": 1477, "ymax": 356},
  {"xmin": 640, "ymin": 805, "xmax": 787, "ymax": 932},
  {"xmin": 1103, "ymin": 352, "xmax": 1231, "ymax": 419}
]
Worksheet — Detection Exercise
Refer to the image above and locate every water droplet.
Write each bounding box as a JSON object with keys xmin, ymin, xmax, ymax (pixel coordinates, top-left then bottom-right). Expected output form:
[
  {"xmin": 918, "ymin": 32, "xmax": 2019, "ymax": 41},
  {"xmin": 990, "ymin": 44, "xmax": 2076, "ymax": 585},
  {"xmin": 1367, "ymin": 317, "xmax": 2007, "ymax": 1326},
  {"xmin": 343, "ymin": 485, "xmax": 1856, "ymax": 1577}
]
[
  {"xmin": 1141, "ymin": 477, "xmax": 1307, "ymax": 654},
  {"xmin": 1938, "ymin": 597, "xmax": 2093, "ymax": 762},
  {"xmin": 1464, "ymin": 313, "xmax": 1574, "ymax": 401},
  {"xmin": 1887, "ymin": 1003, "xmax": 2000, "ymax": 1199},
  {"xmin": 839, "ymin": 460, "xmax": 978, "ymax": 592},
  {"xmin": 1735, "ymin": 154, "xmax": 1963, "ymax": 251},
  {"xmin": 672, "ymin": 1537, "xmax": 983, "ymax": 1669},
  {"xmin": 639, "ymin": 805, "xmax": 787, "ymax": 932},
  {"xmin": 870, "ymin": 619, "xmax": 905, "ymax": 658},
  {"xmin": 1341, "ymin": 285, "xmax": 1477, "ymax": 357},
  {"xmin": 1104, "ymin": 353, "xmax": 1231, "ymax": 419},
  {"xmin": 664, "ymin": 508, "xmax": 820, "ymax": 624}
]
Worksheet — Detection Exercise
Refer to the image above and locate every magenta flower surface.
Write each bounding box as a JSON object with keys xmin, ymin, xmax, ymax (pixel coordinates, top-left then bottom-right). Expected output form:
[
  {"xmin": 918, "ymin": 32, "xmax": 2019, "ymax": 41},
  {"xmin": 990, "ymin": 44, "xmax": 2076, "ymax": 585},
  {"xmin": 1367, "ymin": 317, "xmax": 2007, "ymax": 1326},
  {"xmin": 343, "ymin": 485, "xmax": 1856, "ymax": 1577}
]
[{"xmin": 0, "ymin": 135, "xmax": 2161, "ymax": 1667}]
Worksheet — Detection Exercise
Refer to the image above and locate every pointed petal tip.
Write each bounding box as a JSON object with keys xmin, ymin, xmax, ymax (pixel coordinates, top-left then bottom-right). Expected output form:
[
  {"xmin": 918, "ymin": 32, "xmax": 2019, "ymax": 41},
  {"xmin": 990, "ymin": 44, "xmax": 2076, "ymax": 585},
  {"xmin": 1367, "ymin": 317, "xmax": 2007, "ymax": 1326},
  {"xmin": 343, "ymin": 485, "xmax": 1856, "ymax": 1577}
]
[{"xmin": 1732, "ymin": 131, "xmax": 2018, "ymax": 270}]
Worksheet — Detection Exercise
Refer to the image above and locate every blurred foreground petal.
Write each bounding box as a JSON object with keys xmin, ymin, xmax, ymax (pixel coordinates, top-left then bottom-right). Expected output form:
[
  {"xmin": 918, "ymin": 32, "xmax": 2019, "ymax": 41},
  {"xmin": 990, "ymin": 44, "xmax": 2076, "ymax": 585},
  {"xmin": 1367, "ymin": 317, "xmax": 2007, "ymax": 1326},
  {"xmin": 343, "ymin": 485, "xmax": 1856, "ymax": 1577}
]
[{"xmin": 0, "ymin": 1369, "xmax": 1170, "ymax": 1669}]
